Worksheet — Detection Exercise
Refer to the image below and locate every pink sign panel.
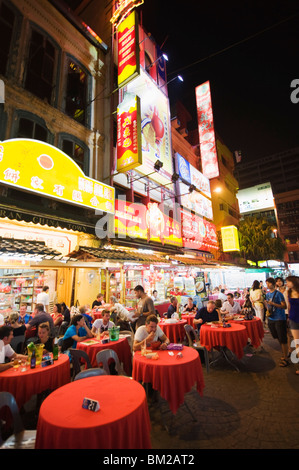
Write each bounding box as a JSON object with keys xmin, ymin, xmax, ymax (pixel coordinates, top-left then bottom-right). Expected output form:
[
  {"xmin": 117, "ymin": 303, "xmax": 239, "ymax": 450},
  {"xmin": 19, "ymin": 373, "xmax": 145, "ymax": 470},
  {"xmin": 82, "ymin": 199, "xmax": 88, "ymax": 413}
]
[
  {"xmin": 195, "ymin": 81, "xmax": 219, "ymax": 179},
  {"xmin": 181, "ymin": 208, "xmax": 218, "ymax": 251}
]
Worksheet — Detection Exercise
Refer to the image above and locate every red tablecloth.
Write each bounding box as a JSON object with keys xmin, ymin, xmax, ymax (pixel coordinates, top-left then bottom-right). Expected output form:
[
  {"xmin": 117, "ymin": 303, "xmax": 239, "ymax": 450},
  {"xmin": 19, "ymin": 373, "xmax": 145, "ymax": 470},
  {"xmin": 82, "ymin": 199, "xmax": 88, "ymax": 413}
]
[
  {"xmin": 159, "ymin": 319, "xmax": 187, "ymax": 343},
  {"xmin": 132, "ymin": 347, "xmax": 204, "ymax": 414},
  {"xmin": 0, "ymin": 354, "xmax": 70, "ymax": 409},
  {"xmin": 200, "ymin": 323, "xmax": 248, "ymax": 359},
  {"xmin": 35, "ymin": 375, "xmax": 151, "ymax": 449},
  {"xmin": 154, "ymin": 302, "xmax": 171, "ymax": 317},
  {"xmin": 232, "ymin": 317, "xmax": 264, "ymax": 349},
  {"xmin": 181, "ymin": 313, "xmax": 195, "ymax": 328},
  {"xmin": 77, "ymin": 337, "xmax": 132, "ymax": 375},
  {"xmin": 235, "ymin": 299, "xmax": 245, "ymax": 306},
  {"xmin": 92, "ymin": 311, "xmax": 103, "ymax": 320}
]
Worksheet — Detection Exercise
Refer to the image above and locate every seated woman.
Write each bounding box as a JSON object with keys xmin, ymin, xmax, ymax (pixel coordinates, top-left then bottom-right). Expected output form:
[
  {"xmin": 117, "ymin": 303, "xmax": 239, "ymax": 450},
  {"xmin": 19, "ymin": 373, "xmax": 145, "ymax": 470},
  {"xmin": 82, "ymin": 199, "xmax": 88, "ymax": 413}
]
[
  {"xmin": 51, "ymin": 303, "xmax": 63, "ymax": 327},
  {"xmin": 37, "ymin": 322, "xmax": 54, "ymax": 353},
  {"xmin": 60, "ymin": 302, "xmax": 70, "ymax": 325},
  {"xmin": 62, "ymin": 314, "xmax": 93, "ymax": 352},
  {"xmin": 9, "ymin": 312, "xmax": 26, "ymax": 337},
  {"xmin": 183, "ymin": 297, "xmax": 197, "ymax": 314}
]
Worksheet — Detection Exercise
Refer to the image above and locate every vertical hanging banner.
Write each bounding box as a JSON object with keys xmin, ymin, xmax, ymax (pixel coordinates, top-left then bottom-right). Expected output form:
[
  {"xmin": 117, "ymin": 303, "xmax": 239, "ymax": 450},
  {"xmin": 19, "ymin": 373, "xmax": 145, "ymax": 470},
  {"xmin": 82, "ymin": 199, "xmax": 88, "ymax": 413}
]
[
  {"xmin": 117, "ymin": 10, "xmax": 140, "ymax": 88},
  {"xmin": 117, "ymin": 93, "xmax": 142, "ymax": 172},
  {"xmin": 195, "ymin": 81, "xmax": 219, "ymax": 179}
]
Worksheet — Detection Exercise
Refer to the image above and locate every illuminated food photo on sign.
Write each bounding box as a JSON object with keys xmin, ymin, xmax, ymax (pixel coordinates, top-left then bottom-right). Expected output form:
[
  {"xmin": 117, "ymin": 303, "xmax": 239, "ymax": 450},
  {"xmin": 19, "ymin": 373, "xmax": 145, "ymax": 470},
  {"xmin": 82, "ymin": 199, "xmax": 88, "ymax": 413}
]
[
  {"xmin": 179, "ymin": 182, "xmax": 213, "ymax": 220},
  {"xmin": 117, "ymin": 94, "xmax": 142, "ymax": 172},
  {"xmin": 195, "ymin": 81, "xmax": 219, "ymax": 179}
]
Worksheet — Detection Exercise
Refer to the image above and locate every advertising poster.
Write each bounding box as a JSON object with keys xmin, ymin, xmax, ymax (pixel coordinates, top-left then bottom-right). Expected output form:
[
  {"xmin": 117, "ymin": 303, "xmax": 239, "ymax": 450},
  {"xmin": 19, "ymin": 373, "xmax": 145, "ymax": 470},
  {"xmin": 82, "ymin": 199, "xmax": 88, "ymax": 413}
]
[
  {"xmin": 117, "ymin": 94, "xmax": 142, "ymax": 172},
  {"xmin": 221, "ymin": 225, "xmax": 240, "ymax": 252},
  {"xmin": 181, "ymin": 208, "xmax": 218, "ymax": 251},
  {"xmin": 236, "ymin": 182, "xmax": 274, "ymax": 214},
  {"xmin": 195, "ymin": 272, "xmax": 208, "ymax": 301},
  {"xmin": 176, "ymin": 153, "xmax": 211, "ymax": 198},
  {"xmin": 125, "ymin": 68, "xmax": 173, "ymax": 186},
  {"xmin": 195, "ymin": 81, "xmax": 219, "ymax": 179},
  {"xmin": 0, "ymin": 139, "xmax": 115, "ymax": 214},
  {"xmin": 179, "ymin": 182, "xmax": 213, "ymax": 220}
]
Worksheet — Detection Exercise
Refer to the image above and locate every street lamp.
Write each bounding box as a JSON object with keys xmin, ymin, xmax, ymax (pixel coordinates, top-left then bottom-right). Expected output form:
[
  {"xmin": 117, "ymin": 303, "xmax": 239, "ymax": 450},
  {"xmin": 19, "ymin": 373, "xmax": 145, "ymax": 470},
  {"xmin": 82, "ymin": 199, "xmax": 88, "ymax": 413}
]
[{"xmin": 146, "ymin": 53, "xmax": 169, "ymax": 71}]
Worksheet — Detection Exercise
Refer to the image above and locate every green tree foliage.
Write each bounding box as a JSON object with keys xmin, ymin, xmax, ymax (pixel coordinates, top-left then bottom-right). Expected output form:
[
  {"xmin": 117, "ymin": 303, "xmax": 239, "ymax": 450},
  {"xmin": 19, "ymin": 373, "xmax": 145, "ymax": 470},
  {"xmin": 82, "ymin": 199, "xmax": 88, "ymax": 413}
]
[{"xmin": 238, "ymin": 217, "xmax": 286, "ymax": 266}]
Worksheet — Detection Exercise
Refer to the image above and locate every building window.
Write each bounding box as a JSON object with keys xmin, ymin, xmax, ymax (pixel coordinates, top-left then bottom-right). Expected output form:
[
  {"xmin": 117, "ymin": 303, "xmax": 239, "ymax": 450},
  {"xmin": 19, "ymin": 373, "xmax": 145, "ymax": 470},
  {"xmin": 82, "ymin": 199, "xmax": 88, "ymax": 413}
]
[
  {"xmin": 24, "ymin": 28, "xmax": 58, "ymax": 104},
  {"xmin": 0, "ymin": 1, "xmax": 15, "ymax": 76},
  {"xmin": 60, "ymin": 135, "xmax": 89, "ymax": 174},
  {"xmin": 14, "ymin": 113, "xmax": 51, "ymax": 143},
  {"xmin": 65, "ymin": 57, "xmax": 90, "ymax": 126}
]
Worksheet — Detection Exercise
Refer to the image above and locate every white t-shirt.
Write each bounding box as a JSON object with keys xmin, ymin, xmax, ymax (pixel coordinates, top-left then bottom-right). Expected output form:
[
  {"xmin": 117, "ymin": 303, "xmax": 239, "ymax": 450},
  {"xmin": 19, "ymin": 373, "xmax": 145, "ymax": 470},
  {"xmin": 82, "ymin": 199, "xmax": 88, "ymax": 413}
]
[
  {"xmin": 218, "ymin": 292, "xmax": 227, "ymax": 301},
  {"xmin": 113, "ymin": 303, "xmax": 134, "ymax": 321},
  {"xmin": 93, "ymin": 319, "xmax": 115, "ymax": 334},
  {"xmin": 36, "ymin": 292, "xmax": 49, "ymax": 307},
  {"xmin": 221, "ymin": 300, "xmax": 241, "ymax": 314},
  {"xmin": 134, "ymin": 325, "xmax": 165, "ymax": 344},
  {"xmin": 0, "ymin": 339, "xmax": 14, "ymax": 364}
]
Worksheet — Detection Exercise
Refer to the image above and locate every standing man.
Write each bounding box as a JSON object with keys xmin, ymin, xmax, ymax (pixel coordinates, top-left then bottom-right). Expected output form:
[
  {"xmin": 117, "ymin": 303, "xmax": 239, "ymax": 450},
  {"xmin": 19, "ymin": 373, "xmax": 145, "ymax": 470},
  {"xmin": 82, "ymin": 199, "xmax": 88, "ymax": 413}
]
[
  {"xmin": 134, "ymin": 285, "xmax": 155, "ymax": 329},
  {"xmin": 221, "ymin": 293, "xmax": 242, "ymax": 317},
  {"xmin": 265, "ymin": 277, "xmax": 289, "ymax": 367},
  {"xmin": 36, "ymin": 286, "xmax": 50, "ymax": 313}
]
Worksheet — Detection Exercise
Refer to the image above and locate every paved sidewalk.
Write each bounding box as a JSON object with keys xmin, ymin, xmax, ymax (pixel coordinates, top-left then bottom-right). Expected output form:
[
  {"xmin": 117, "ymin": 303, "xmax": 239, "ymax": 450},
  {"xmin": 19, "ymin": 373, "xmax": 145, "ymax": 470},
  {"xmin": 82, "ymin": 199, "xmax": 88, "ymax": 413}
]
[{"xmin": 148, "ymin": 332, "xmax": 299, "ymax": 450}]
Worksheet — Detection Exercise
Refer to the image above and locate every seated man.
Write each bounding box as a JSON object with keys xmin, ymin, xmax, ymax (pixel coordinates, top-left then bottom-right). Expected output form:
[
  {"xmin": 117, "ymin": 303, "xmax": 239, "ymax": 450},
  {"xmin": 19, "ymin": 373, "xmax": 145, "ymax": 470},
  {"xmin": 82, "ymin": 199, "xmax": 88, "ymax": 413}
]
[
  {"xmin": 221, "ymin": 293, "xmax": 242, "ymax": 318},
  {"xmin": 91, "ymin": 310, "xmax": 115, "ymax": 338},
  {"xmin": 0, "ymin": 325, "xmax": 27, "ymax": 372},
  {"xmin": 133, "ymin": 314, "xmax": 170, "ymax": 352},
  {"xmin": 194, "ymin": 301, "xmax": 221, "ymax": 335},
  {"xmin": 166, "ymin": 296, "xmax": 178, "ymax": 318},
  {"xmin": 26, "ymin": 303, "xmax": 55, "ymax": 338}
]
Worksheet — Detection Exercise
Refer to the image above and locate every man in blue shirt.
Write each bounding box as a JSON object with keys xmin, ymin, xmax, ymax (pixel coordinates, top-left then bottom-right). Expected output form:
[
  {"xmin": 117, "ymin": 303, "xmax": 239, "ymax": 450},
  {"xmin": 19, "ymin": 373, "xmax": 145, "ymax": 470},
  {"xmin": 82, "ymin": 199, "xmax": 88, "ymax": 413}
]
[{"xmin": 265, "ymin": 277, "xmax": 289, "ymax": 367}]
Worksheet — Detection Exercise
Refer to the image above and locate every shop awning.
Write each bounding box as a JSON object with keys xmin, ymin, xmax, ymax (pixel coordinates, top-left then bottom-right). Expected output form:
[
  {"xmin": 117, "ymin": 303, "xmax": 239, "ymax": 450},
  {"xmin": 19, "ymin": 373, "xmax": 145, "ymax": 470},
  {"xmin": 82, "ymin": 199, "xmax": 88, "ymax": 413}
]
[
  {"xmin": 0, "ymin": 237, "xmax": 64, "ymax": 260},
  {"xmin": 66, "ymin": 246, "xmax": 167, "ymax": 263}
]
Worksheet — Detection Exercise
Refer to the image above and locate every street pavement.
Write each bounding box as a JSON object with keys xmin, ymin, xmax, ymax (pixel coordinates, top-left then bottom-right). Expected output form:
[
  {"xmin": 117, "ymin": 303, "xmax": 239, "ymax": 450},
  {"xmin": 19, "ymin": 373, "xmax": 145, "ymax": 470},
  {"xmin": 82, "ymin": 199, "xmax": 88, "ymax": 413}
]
[{"xmin": 148, "ymin": 331, "xmax": 299, "ymax": 450}]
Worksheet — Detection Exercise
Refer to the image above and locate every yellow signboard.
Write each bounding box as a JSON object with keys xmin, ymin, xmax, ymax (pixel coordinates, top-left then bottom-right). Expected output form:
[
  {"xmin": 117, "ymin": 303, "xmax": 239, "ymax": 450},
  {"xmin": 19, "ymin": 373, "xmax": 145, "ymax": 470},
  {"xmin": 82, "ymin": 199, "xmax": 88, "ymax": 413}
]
[
  {"xmin": 117, "ymin": 11, "xmax": 140, "ymax": 88},
  {"xmin": 0, "ymin": 139, "xmax": 114, "ymax": 214},
  {"xmin": 117, "ymin": 94, "xmax": 142, "ymax": 172},
  {"xmin": 221, "ymin": 225, "xmax": 240, "ymax": 252}
]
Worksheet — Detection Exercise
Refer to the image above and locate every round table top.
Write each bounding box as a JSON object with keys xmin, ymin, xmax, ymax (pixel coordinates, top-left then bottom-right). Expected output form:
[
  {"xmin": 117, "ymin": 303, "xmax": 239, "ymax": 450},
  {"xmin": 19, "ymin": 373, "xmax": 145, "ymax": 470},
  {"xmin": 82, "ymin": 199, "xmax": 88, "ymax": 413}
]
[
  {"xmin": 200, "ymin": 322, "xmax": 248, "ymax": 359},
  {"xmin": 35, "ymin": 375, "xmax": 151, "ymax": 449}
]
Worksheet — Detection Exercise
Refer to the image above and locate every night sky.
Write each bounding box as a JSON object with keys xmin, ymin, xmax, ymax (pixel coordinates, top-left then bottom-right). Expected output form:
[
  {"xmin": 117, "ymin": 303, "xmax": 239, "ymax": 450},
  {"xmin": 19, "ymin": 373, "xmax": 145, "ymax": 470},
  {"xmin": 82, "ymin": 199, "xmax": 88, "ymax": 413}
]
[{"xmin": 139, "ymin": 0, "xmax": 299, "ymax": 163}]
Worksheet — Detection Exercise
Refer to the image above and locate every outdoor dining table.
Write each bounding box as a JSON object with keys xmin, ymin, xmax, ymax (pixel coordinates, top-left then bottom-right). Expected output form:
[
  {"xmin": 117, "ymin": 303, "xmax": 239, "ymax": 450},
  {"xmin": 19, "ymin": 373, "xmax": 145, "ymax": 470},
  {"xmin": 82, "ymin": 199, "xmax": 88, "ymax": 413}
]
[
  {"xmin": 199, "ymin": 322, "xmax": 248, "ymax": 371},
  {"xmin": 132, "ymin": 346, "xmax": 204, "ymax": 415},
  {"xmin": 35, "ymin": 375, "xmax": 151, "ymax": 449},
  {"xmin": 232, "ymin": 316, "xmax": 264, "ymax": 349},
  {"xmin": 158, "ymin": 319, "xmax": 187, "ymax": 343},
  {"xmin": 181, "ymin": 313, "xmax": 196, "ymax": 328},
  {"xmin": 76, "ymin": 336, "xmax": 132, "ymax": 375},
  {"xmin": 0, "ymin": 353, "xmax": 70, "ymax": 409}
]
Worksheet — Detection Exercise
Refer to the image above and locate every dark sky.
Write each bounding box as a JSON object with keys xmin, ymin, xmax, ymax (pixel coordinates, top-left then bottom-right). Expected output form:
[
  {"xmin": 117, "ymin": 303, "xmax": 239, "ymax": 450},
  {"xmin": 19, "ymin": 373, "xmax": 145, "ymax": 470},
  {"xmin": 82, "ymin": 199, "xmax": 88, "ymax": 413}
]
[{"xmin": 139, "ymin": 0, "xmax": 299, "ymax": 162}]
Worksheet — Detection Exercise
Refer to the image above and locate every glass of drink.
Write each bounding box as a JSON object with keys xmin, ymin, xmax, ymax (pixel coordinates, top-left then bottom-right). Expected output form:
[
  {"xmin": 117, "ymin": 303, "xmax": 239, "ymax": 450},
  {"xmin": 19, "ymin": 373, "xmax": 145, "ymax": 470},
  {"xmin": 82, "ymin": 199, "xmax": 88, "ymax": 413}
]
[
  {"xmin": 20, "ymin": 359, "xmax": 28, "ymax": 372},
  {"xmin": 13, "ymin": 358, "xmax": 19, "ymax": 371}
]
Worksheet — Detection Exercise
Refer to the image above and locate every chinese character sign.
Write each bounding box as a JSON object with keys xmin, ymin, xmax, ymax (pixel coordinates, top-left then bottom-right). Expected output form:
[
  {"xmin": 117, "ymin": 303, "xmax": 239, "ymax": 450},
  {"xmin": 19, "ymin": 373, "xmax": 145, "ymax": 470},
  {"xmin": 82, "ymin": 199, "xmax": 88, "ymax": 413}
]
[
  {"xmin": 0, "ymin": 139, "xmax": 115, "ymax": 214},
  {"xmin": 117, "ymin": 10, "xmax": 140, "ymax": 88},
  {"xmin": 117, "ymin": 94, "xmax": 142, "ymax": 172},
  {"xmin": 195, "ymin": 81, "xmax": 219, "ymax": 179}
]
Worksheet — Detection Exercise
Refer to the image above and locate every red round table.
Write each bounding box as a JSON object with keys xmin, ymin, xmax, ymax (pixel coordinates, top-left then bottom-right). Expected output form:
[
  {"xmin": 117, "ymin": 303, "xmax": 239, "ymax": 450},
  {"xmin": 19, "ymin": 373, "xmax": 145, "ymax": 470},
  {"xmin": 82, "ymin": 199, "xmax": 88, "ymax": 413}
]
[
  {"xmin": 132, "ymin": 346, "xmax": 204, "ymax": 414},
  {"xmin": 181, "ymin": 313, "xmax": 195, "ymax": 328},
  {"xmin": 0, "ymin": 354, "xmax": 70, "ymax": 409},
  {"xmin": 35, "ymin": 375, "xmax": 151, "ymax": 449},
  {"xmin": 77, "ymin": 337, "xmax": 132, "ymax": 375},
  {"xmin": 232, "ymin": 317, "xmax": 264, "ymax": 349},
  {"xmin": 200, "ymin": 323, "xmax": 248, "ymax": 360},
  {"xmin": 159, "ymin": 319, "xmax": 187, "ymax": 343}
]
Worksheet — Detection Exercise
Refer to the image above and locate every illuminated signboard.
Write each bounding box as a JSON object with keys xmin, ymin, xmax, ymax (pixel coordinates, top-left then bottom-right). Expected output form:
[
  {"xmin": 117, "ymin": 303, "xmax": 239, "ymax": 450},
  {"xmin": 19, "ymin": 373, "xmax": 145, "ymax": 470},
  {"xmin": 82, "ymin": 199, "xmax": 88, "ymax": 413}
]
[
  {"xmin": 117, "ymin": 11, "xmax": 140, "ymax": 88},
  {"xmin": 117, "ymin": 94, "xmax": 142, "ymax": 172},
  {"xmin": 181, "ymin": 208, "xmax": 218, "ymax": 251},
  {"xmin": 115, "ymin": 200, "xmax": 182, "ymax": 246},
  {"xmin": 195, "ymin": 81, "xmax": 219, "ymax": 179},
  {"xmin": 111, "ymin": 0, "xmax": 144, "ymax": 25},
  {"xmin": 125, "ymin": 68, "xmax": 173, "ymax": 185},
  {"xmin": 176, "ymin": 152, "xmax": 211, "ymax": 198},
  {"xmin": 0, "ymin": 139, "xmax": 115, "ymax": 214},
  {"xmin": 237, "ymin": 182, "xmax": 275, "ymax": 214},
  {"xmin": 221, "ymin": 225, "xmax": 240, "ymax": 252},
  {"xmin": 179, "ymin": 182, "xmax": 213, "ymax": 220}
]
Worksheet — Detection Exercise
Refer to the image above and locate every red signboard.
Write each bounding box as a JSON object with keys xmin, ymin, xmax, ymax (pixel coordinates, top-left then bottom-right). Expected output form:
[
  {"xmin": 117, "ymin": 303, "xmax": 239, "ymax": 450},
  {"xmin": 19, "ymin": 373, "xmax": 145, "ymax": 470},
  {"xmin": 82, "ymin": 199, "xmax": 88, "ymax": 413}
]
[
  {"xmin": 117, "ymin": 11, "xmax": 140, "ymax": 88},
  {"xmin": 195, "ymin": 81, "xmax": 219, "ymax": 179},
  {"xmin": 181, "ymin": 208, "xmax": 218, "ymax": 251}
]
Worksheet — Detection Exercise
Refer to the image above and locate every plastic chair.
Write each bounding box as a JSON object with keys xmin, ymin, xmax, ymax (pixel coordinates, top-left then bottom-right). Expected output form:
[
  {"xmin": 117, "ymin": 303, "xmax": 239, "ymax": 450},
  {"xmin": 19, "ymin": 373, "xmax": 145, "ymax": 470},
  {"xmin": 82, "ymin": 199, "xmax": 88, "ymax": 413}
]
[
  {"xmin": 10, "ymin": 335, "xmax": 25, "ymax": 354},
  {"xmin": 69, "ymin": 348, "xmax": 93, "ymax": 379},
  {"xmin": 95, "ymin": 349, "xmax": 122, "ymax": 375},
  {"xmin": 119, "ymin": 330, "xmax": 134, "ymax": 352},
  {"xmin": 74, "ymin": 367, "xmax": 107, "ymax": 381},
  {"xmin": 184, "ymin": 324, "xmax": 210, "ymax": 373},
  {"xmin": 57, "ymin": 321, "xmax": 69, "ymax": 337},
  {"xmin": 0, "ymin": 392, "xmax": 36, "ymax": 449}
]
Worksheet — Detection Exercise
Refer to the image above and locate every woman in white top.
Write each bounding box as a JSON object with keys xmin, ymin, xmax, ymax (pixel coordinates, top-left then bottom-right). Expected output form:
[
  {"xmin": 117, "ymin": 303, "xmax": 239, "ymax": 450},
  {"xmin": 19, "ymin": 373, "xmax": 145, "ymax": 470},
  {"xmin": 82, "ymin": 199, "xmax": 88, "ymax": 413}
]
[
  {"xmin": 109, "ymin": 296, "xmax": 136, "ymax": 323},
  {"xmin": 249, "ymin": 280, "xmax": 264, "ymax": 321}
]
